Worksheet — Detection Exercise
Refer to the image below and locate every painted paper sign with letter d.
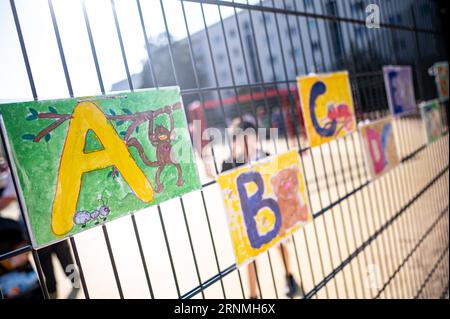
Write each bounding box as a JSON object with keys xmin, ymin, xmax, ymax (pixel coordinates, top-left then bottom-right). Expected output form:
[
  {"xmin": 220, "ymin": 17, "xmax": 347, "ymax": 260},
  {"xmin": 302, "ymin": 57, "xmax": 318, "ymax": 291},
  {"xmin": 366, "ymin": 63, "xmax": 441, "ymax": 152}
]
[
  {"xmin": 359, "ymin": 117, "xmax": 400, "ymax": 180},
  {"xmin": 217, "ymin": 150, "xmax": 312, "ymax": 266}
]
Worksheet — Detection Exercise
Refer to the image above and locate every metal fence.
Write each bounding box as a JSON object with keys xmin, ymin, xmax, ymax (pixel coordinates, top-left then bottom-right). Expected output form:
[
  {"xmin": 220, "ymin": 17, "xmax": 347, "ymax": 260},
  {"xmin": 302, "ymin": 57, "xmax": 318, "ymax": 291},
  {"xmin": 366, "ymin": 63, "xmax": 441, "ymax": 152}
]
[{"xmin": 0, "ymin": 0, "xmax": 449, "ymax": 299}]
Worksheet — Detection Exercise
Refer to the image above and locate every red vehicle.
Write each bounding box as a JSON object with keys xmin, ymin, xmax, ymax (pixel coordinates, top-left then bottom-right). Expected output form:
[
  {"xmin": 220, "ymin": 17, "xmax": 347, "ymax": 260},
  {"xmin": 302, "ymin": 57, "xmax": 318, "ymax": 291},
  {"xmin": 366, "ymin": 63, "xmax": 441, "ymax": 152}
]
[{"xmin": 187, "ymin": 86, "xmax": 305, "ymax": 153}]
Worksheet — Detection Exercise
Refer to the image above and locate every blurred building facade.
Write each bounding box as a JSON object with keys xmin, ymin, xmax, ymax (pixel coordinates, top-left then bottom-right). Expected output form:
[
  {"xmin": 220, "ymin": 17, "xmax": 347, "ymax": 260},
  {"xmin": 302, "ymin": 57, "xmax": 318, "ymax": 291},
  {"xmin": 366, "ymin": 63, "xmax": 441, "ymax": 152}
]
[{"xmin": 112, "ymin": 0, "xmax": 446, "ymax": 124}]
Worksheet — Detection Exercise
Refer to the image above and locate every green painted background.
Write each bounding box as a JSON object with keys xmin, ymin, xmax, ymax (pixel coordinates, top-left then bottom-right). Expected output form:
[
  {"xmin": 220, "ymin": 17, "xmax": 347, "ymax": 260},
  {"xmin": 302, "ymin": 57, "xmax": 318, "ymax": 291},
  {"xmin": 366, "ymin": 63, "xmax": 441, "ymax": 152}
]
[{"xmin": 0, "ymin": 87, "xmax": 200, "ymax": 247}]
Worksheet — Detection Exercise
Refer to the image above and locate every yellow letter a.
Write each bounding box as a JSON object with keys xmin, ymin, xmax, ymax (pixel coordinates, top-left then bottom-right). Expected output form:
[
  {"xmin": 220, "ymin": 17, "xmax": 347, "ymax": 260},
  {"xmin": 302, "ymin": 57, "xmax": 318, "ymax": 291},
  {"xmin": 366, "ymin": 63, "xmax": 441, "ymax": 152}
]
[{"xmin": 51, "ymin": 101, "xmax": 153, "ymax": 236}]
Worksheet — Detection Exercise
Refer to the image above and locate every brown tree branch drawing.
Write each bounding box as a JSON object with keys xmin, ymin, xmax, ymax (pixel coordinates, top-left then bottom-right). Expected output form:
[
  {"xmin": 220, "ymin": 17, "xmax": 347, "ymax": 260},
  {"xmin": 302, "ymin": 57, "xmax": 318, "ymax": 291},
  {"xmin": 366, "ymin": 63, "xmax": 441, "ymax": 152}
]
[{"xmin": 23, "ymin": 102, "xmax": 184, "ymax": 193}]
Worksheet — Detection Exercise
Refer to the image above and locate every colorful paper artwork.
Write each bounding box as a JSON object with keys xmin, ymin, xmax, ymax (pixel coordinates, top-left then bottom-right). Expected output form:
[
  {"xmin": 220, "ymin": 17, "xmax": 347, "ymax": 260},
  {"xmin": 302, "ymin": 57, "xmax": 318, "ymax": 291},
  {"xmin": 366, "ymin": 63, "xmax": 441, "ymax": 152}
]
[
  {"xmin": 430, "ymin": 61, "xmax": 449, "ymax": 102},
  {"xmin": 359, "ymin": 117, "xmax": 400, "ymax": 180},
  {"xmin": 217, "ymin": 150, "xmax": 312, "ymax": 266},
  {"xmin": 419, "ymin": 100, "xmax": 443, "ymax": 144},
  {"xmin": 383, "ymin": 65, "xmax": 417, "ymax": 116},
  {"xmin": 0, "ymin": 88, "xmax": 201, "ymax": 247},
  {"xmin": 297, "ymin": 71, "xmax": 356, "ymax": 148}
]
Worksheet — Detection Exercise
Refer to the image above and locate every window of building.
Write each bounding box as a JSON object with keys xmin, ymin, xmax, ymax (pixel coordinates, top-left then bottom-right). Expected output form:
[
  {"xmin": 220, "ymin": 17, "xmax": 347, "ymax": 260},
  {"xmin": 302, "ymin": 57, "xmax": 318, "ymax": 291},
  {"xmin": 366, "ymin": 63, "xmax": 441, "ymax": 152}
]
[
  {"xmin": 351, "ymin": 0, "xmax": 364, "ymax": 12},
  {"xmin": 304, "ymin": 0, "xmax": 313, "ymax": 9},
  {"xmin": 311, "ymin": 41, "xmax": 321, "ymax": 51},
  {"xmin": 287, "ymin": 25, "xmax": 297, "ymax": 36},
  {"xmin": 260, "ymin": 14, "xmax": 271, "ymax": 25},
  {"xmin": 355, "ymin": 25, "xmax": 365, "ymax": 37},
  {"xmin": 267, "ymin": 54, "xmax": 278, "ymax": 65},
  {"xmin": 217, "ymin": 53, "xmax": 225, "ymax": 62},
  {"xmin": 290, "ymin": 47, "xmax": 301, "ymax": 59}
]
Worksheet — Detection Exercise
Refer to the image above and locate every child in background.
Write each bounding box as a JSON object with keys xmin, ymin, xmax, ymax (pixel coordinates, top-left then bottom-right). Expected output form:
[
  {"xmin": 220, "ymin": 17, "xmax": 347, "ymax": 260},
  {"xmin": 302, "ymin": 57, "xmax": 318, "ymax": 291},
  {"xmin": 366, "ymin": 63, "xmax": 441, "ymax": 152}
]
[
  {"xmin": 221, "ymin": 117, "xmax": 304, "ymax": 299},
  {"xmin": 0, "ymin": 217, "xmax": 41, "ymax": 299},
  {"xmin": 0, "ymin": 158, "xmax": 79, "ymax": 299}
]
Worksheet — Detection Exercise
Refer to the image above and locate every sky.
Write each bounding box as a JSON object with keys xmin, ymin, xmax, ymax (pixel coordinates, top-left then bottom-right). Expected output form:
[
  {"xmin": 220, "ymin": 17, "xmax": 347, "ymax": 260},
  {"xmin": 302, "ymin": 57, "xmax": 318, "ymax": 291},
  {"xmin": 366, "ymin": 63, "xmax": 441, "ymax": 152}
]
[{"xmin": 0, "ymin": 0, "xmax": 256, "ymax": 101}]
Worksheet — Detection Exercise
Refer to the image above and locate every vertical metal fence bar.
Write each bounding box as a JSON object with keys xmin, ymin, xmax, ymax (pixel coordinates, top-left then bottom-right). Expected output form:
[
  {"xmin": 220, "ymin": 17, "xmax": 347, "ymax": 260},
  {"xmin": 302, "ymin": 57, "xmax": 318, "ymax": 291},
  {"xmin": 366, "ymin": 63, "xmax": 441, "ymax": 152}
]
[
  {"xmin": 288, "ymin": 0, "xmax": 324, "ymax": 298},
  {"xmin": 130, "ymin": 214, "xmax": 155, "ymax": 299},
  {"xmin": 136, "ymin": 0, "xmax": 158, "ymax": 88},
  {"xmin": 69, "ymin": 237, "xmax": 90, "ymax": 299},
  {"xmin": 102, "ymin": 225, "xmax": 124, "ymax": 299},
  {"xmin": 342, "ymin": 2, "xmax": 387, "ymax": 299},
  {"xmin": 48, "ymin": 0, "xmax": 73, "ymax": 97},
  {"xmin": 178, "ymin": 0, "xmax": 227, "ymax": 297},
  {"xmin": 81, "ymin": 0, "xmax": 105, "ymax": 94},
  {"xmin": 199, "ymin": 190, "xmax": 227, "ymax": 298},
  {"xmin": 7, "ymin": 0, "xmax": 50, "ymax": 299},
  {"xmin": 179, "ymin": 197, "xmax": 205, "ymax": 299},
  {"xmin": 393, "ymin": 121, "xmax": 418, "ymax": 297},
  {"xmin": 210, "ymin": 6, "xmax": 267, "ymax": 297},
  {"xmin": 157, "ymin": 206, "xmax": 181, "ymax": 298},
  {"xmin": 266, "ymin": 251, "xmax": 279, "ymax": 298},
  {"xmin": 313, "ymin": 0, "xmax": 365, "ymax": 298},
  {"xmin": 398, "ymin": 119, "xmax": 426, "ymax": 298},
  {"xmin": 354, "ymin": 18, "xmax": 394, "ymax": 301},
  {"xmin": 309, "ymin": 4, "xmax": 353, "ymax": 300},
  {"xmin": 9, "ymin": 0, "xmax": 37, "ymax": 100},
  {"xmin": 360, "ymin": 11, "xmax": 407, "ymax": 296},
  {"xmin": 110, "ymin": 0, "xmax": 134, "ymax": 91},
  {"xmin": 336, "ymin": 9, "xmax": 378, "ymax": 300}
]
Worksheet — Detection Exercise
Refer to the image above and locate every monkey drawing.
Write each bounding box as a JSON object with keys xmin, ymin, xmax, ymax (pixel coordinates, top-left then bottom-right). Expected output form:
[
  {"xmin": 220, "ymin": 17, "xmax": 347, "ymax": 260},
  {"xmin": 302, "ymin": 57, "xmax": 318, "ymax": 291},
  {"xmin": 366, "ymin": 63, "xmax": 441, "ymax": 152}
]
[
  {"xmin": 271, "ymin": 166, "xmax": 309, "ymax": 235},
  {"xmin": 126, "ymin": 104, "xmax": 184, "ymax": 193}
]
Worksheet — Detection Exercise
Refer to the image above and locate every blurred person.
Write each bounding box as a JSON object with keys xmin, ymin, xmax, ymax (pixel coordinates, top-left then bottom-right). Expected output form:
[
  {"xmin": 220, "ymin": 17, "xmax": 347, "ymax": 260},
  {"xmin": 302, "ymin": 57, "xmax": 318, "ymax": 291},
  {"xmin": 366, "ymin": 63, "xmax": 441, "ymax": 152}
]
[
  {"xmin": 0, "ymin": 158, "xmax": 79, "ymax": 299},
  {"xmin": 38, "ymin": 240, "xmax": 80, "ymax": 299},
  {"xmin": 0, "ymin": 217, "xmax": 42, "ymax": 299},
  {"xmin": 221, "ymin": 117, "xmax": 304, "ymax": 299},
  {"xmin": 0, "ymin": 157, "xmax": 17, "ymax": 211}
]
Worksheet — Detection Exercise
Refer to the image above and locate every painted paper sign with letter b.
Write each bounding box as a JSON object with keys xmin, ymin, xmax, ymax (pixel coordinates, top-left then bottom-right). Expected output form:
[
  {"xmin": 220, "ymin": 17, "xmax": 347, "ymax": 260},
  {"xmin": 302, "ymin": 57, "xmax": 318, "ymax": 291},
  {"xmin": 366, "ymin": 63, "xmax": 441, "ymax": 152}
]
[{"xmin": 217, "ymin": 150, "xmax": 312, "ymax": 266}]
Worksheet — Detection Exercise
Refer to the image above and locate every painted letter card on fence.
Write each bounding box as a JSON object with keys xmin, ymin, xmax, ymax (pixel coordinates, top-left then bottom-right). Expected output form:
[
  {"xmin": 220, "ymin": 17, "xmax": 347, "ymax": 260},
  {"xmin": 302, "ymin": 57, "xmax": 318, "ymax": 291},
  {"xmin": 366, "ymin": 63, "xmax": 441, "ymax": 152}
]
[
  {"xmin": 297, "ymin": 71, "xmax": 356, "ymax": 148},
  {"xmin": 430, "ymin": 61, "xmax": 449, "ymax": 102},
  {"xmin": 217, "ymin": 150, "xmax": 312, "ymax": 266},
  {"xmin": 0, "ymin": 88, "xmax": 200, "ymax": 247},
  {"xmin": 383, "ymin": 65, "xmax": 416, "ymax": 116},
  {"xmin": 359, "ymin": 117, "xmax": 400, "ymax": 180},
  {"xmin": 419, "ymin": 100, "xmax": 442, "ymax": 144}
]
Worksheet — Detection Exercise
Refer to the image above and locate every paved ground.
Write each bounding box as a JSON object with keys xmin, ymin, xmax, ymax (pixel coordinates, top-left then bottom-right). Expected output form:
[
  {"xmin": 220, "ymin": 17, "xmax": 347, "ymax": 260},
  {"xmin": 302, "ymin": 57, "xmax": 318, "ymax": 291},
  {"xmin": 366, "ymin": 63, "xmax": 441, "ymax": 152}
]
[{"xmin": 2, "ymin": 117, "xmax": 449, "ymax": 299}]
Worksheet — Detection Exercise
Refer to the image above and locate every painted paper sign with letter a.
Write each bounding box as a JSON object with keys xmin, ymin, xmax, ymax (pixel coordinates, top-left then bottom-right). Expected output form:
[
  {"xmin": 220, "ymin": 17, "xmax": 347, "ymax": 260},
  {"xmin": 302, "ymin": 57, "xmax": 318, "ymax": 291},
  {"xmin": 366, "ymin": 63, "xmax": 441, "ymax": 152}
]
[
  {"xmin": 217, "ymin": 150, "xmax": 312, "ymax": 266},
  {"xmin": 359, "ymin": 117, "xmax": 400, "ymax": 180},
  {"xmin": 0, "ymin": 87, "xmax": 200, "ymax": 247},
  {"xmin": 297, "ymin": 71, "xmax": 356, "ymax": 148}
]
